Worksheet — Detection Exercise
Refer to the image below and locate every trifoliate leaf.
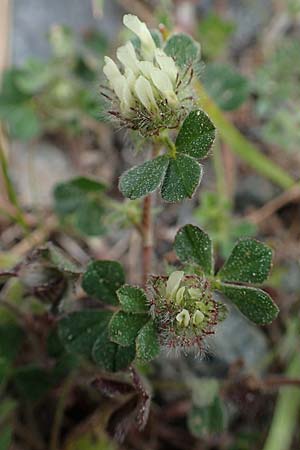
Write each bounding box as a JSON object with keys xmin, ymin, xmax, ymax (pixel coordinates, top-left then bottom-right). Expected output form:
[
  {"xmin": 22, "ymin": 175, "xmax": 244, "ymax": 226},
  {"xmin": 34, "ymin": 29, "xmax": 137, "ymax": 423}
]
[
  {"xmin": 174, "ymin": 225, "xmax": 213, "ymax": 275},
  {"xmin": 109, "ymin": 312, "xmax": 149, "ymax": 347},
  {"xmin": 218, "ymin": 283, "xmax": 279, "ymax": 325},
  {"xmin": 82, "ymin": 260, "xmax": 125, "ymax": 305},
  {"xmin": 117, "ymin": 285, "xmax": 149, "ymax": 313},
  {"xmin": 119, "ymin": 155, "xmax": 169, "ymax": 200},
  {"xmin": 161, "ymin": 154, "xmax": 202, "ymax": 202},
  {"xmin": 176, "ymin": 110, "xmax": 215, "ymax": 159},
  {"xmin": 218, "ymin": 238, "xmax": 272, "ymax": 284}
]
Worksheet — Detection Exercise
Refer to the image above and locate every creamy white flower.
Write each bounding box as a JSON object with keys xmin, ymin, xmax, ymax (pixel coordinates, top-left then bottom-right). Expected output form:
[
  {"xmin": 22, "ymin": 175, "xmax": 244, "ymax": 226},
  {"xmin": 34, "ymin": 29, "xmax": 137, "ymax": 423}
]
[
  {"xmin": 175, "ymin": 286, "xmax": 186, "ymax": 305},
  {"xmin": 123, "ymin": 14, "xmax": 156, "ymax": 61},
  {"xmin": 188, "ymin": 288, "xmax": 203, "ymax": 299},
  {"xmin": 120, "ymin": 81, "xmax": 134, "ymax": 114},
  {"xmin": 124, "ymin": 68, "xmax": 136, "ymax": 91},
  {"xmin": 154, "ymin": 48, "xmax": 178, "ymax": 84},
  {"xmin": 192, "ymin": 310, "xmax": 205, "ymax": 326},
  {"xmin": 138, "ymin": 60, "xmax": 156, "ymax": 80},
  {"xmin": 134, "ymin": 75, "xmax": 157, "ymax": 111},
  {"xmin": 103, "ymin": 56, "xmax": 123, "ymax": 89},
  {"xmin": 166, "ymin": 271, "xmax": 184, "ymax": 301},
  {"xmin": 103, "ymin": 57, "xmax": 134, "ymax": 114},
  {"xmin": 150, "ymin": 67, "xmax": 178, "ymax": 105},
  {"xmin": 176, "ymin": 309, "xmax": 190, "ymax": 327},
  {"xmin": 117, "ymin": 41, "xmax": 140, "ymax": 75}
]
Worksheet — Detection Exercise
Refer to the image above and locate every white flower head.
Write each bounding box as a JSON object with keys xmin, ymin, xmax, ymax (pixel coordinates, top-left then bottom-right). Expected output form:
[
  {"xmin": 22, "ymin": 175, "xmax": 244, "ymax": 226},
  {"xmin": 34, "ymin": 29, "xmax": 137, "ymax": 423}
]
[
  {"xmin": 148, "ymin": 273, "xmax": 228, "ymax": 351},
  {"xmin": 102, "ymin": 14, "xmax": 194, "ymax": 135}
]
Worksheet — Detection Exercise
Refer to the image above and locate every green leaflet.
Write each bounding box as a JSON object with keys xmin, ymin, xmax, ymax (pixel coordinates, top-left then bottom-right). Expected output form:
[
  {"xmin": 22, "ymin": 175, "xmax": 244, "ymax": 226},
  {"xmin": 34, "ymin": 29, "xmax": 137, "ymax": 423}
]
[
  {"xmin": 117, "ymin": 285, "xmax": 149, "ymax": 313},
  {"xmin": 175, "ymin": 110, "xmax": 216, "ymax": 158},
  {"xmin": 119, "ymin": 155, "xmax": 169, "ymax": 200},
  {"xmin": 218, "ymin": 283, "xmax": 279, "ymax": 325},
  {"xmin": 82, "ymin": 260, "xmax": 125, "ymax": 305},
  {"xmin": 174, "ymin": 225, "xmax": 213, "ymax": 275},
  {"xmin": 161, "ymin": 154, "xmax": 202, "ymax": 202},
  {"xmin": 218, "ymin": 238, "xmax": 273, "ymax": 284},
  {"xmin": 109, "ymin": 311, "xmax": 149, "ymax": 347}
]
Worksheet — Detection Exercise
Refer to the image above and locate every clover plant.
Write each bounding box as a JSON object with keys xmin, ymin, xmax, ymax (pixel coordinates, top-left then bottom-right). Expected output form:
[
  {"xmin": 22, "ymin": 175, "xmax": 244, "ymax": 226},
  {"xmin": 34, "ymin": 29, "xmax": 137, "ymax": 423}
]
[
  {"xmin": 57, "ymin": 14, "xmax": 278, "ymax": 436},
  {"xmin": 0, "ymin": 13, "xmax": 279, "ymax": 444}
]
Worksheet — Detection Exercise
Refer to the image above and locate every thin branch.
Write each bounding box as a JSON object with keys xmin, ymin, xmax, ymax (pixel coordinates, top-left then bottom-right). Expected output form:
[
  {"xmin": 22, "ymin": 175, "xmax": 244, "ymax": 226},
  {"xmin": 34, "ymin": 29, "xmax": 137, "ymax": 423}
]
[
  {"xmin": 50, "ymin": 375, "xmax": 74, "ymax": 450},
  {"xmin": 246, "ymin": 185, "xmax": 300, "ymax": 225}
]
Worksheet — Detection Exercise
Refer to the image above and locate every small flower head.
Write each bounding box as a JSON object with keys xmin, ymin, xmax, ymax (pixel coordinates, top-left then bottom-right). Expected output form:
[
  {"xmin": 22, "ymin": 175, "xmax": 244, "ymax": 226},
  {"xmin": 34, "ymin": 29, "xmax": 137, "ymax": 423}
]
[
  {"xmin": 102, "ymin": 15, "xmax": 194, "ymax": 136},
  {"xmin": 147, "ymin": 271, "xmax": 227, "ymax": 352}
]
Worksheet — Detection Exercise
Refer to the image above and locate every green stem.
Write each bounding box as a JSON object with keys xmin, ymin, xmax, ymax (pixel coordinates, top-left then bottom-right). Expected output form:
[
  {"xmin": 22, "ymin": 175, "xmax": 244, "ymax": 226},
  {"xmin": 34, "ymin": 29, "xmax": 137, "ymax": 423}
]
[
  {"xmin": 262, "ymin": 353, "xmax": 300, "ymax": 450},
  {"xmin": 0, "ymin": 130, "xmax": 28, "ymax": 231},
  {"xmin": 159, "ymin": 133, "xmax": 176, "ymax": 158},
  {"xmin": 212, "ymin": 137, "xmax": 227, "ymax": 200},
  {"xmin": 195, "ymin": 80, "xmax": 296, "ymax": 190}
]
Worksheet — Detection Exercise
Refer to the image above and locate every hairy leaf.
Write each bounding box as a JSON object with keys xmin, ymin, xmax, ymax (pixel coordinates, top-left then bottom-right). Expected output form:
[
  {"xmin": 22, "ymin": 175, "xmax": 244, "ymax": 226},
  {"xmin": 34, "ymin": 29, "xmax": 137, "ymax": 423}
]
[
  {"xmin": 109, "ymin": 312, "xmax": 149, "ymax": 347},
  {"xmin": 117, "ymin": 285, "xmax": 149, "ymax": 313},
  {"xmin": 58, "ymin": 310, "xmax": 112, "ymax": 356},
  {"xmin": 93, "ymin": 329, "xmax": 135, "ymax": 372},
  {"xmin": 218, "ymin": 283, "xmax": 279, "ymax": 325},
  {"xmin": 176, "ymin": 110, "xmax": 215, "ymax": 159},
  {"xmin": 119, "ymin": 155, "xmax": 169, "ymax": 200},
  {"xmin": 164, "ymin": 33, "xmax": 200, "ymax": 68},
  {"xmin": 174, "ymin": 225, "xmax": 213, "ymax": 275},
  {"xmin": 218, "ymin": 238, "xmax": 272, "ymax": 284},
  {"xmin": 82, "ymin": 260, "xmax": 125, "ymax": 305},
  {"xmin": 136, "ymin": 320, "xmax": 160, "ymax": 363},
  {"xmin": 161, "ymin": 154, "xmax": 202, "ymax": 202}
]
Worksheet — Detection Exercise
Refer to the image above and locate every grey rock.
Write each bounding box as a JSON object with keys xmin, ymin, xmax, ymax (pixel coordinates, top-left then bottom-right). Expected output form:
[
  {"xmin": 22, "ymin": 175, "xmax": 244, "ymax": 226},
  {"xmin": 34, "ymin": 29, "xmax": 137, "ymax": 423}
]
[
  {"xmin": 9, "ymin": 141, "xmax": 75, "ymax": 207},
  {"xmin": 12, "ymin": 0, "xmax": 123, "ymax": 64}
]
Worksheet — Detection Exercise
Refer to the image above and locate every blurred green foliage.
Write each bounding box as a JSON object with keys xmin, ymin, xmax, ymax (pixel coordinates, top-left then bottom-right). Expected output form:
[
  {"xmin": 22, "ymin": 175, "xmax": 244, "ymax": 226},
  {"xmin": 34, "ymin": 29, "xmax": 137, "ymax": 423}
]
[
  {"xmin": 0, "ymin": 25, "xmax": 107, "ymax": 140},
  {"xmin": 53, "ymin": 176, "xmax": 108, "ymax": 236},
  {"xmin": 203, "ymin": 63, "xmax": 250, "ymax": 111},
  {"xmin": 253, "ymin": 39, "xmax": 300, "ymax": 152},
  {"xmin": 194, "ymin": 192, "xmax": 256, "ymax": 259},
  {"xmin": 198, "ymin": 13, "xmax": 235, "ymax": 60}
]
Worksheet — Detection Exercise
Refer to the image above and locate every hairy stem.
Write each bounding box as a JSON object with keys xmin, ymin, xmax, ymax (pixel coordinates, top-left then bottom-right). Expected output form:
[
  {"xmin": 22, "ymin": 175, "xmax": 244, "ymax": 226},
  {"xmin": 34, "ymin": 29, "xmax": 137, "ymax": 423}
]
[
  {"xmin": 194, "ymin": 80, "xmax": 295, "ymax": 190},
  {"xmin": 141, "ymin": 193, "xmax": 153, "ymax": 286},
  {"xmin": 141, "ymin": 145, "xmax": 160, "ymax": 285}
]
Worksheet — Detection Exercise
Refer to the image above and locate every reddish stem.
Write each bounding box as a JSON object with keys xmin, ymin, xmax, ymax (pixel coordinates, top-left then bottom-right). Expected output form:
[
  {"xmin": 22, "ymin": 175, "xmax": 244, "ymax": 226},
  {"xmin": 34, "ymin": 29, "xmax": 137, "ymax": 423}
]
[{"xmin": 141, "ymin": 193, "xmax": 153, "ymax": 286}]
